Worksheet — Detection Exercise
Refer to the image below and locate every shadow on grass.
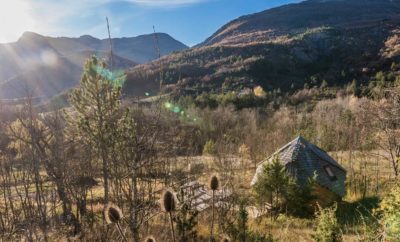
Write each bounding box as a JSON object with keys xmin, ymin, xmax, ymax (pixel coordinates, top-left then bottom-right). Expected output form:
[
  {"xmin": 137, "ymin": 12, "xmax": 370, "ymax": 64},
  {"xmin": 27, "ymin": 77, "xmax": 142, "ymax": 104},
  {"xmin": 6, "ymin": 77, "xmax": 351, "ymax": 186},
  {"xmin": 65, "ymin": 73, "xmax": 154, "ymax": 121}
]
[{"xmin": 336, "ymin": 196, "xmax": 380, "ymax": 226}]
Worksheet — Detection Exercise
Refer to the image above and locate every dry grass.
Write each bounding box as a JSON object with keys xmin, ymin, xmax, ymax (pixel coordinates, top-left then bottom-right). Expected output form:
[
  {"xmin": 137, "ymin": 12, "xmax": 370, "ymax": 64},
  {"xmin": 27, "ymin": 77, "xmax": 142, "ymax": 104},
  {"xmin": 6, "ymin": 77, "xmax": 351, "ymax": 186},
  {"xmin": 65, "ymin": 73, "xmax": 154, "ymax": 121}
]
[{"xmin": 1, "ymin": 151, "xmax": 391, "ymax": 241}]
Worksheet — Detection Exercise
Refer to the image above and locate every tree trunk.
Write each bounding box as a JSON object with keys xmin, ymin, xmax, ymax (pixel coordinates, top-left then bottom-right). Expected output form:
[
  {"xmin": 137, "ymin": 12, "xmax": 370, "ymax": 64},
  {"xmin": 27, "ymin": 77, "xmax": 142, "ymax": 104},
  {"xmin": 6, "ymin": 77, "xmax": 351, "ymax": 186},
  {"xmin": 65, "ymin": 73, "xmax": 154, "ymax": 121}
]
[{"xmin": 129, "ymin": 169, "xmax": 141, "ymax": 242}]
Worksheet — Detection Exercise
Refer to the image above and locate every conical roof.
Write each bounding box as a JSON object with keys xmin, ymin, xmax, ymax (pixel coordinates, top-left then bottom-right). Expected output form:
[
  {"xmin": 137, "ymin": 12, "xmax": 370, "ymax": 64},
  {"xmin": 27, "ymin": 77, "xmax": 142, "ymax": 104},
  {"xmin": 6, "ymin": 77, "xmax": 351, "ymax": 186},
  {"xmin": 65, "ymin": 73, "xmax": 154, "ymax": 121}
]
[{"xmin": 251, "ymin": 136, "xmax": 346, "ymax": 197}]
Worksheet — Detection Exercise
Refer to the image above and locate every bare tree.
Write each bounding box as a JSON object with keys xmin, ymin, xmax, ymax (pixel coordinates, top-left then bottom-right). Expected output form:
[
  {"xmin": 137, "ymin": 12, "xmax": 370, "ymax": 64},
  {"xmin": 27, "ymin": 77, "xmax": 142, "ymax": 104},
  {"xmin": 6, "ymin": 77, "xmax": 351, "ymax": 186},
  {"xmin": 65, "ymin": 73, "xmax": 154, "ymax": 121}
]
[{"xmin": 366, "ymin": 87, "xmax": 400, "ymax": 177}]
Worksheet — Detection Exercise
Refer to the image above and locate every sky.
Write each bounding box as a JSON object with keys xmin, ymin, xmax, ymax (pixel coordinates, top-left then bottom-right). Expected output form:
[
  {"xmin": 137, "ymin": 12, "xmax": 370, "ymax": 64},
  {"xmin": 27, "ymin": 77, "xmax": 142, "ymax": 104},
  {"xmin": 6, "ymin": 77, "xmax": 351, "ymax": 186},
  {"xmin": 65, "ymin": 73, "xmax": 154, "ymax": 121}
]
[{"xmin": 0, "ymin": 0, "xmax": 302, "ymax": 46}]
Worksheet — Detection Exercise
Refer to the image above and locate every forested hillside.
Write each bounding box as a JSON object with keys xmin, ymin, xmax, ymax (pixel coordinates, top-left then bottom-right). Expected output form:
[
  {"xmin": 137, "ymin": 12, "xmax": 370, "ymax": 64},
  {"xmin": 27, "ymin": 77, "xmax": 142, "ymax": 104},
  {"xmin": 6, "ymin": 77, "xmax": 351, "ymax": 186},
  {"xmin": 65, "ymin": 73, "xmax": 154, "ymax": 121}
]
[{"xmin": 124, "ymin": 0, "xmax": 400, "ymax": 98}]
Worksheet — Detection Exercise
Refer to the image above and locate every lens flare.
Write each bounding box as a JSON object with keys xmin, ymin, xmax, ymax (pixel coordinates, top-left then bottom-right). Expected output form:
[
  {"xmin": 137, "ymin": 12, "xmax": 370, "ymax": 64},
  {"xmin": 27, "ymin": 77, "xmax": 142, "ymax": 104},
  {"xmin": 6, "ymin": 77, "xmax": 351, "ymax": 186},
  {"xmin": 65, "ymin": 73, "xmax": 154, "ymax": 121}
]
[
  {"xmin": 173, "ymin": 106, "xmax": 180, "ymax": 113},
  {"xmin": 95, "ymin": 66, "xmax": 126, "ymax": 87},
  {"xmin": 163, "ymin": 101, "xmax": 199, "ymax": 123},
  {"xmin": 165, "ymin": 102, "xmax": 172, "ymax": 109},
  {"xmin": 40, "ymin": 50, "xmax": 58, "ymax": 66}
]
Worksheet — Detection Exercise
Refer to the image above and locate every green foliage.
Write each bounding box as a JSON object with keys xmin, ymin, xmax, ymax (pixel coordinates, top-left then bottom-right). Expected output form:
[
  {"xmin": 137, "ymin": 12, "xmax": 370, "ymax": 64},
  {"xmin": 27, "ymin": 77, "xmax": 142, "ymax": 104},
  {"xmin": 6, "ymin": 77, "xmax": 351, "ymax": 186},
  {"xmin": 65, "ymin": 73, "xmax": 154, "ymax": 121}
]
[
  {"xmin": 286, "ymin": 174, "xmax": 316, "ymax": 217},
  {"xmin": 357, "ymin": 214, "xmax": 381, "ymax": 242},
  {"xmin": 237, "ymin": 200, "xmax": 248, "ymax": 242},
  {"xmin": 376, "ymin": 183, "xmax": 400, "ymax": 241},
  {"xmin": 67, "ymin": 56, "xmax": 122, "ymax": 201},
  {"xmin": 226, "ymin": 199, "xmax": 274, "ymax": 242},
  {"xmin": 68, "ymin": 55, "xmax": 122, "ymax": 144},
  {"xmin": 335, "ymin": 197, "xmax": 379, "ymax": 226},
  {"xmin": 195, "ymin": 93, "xmax": 219, "ymax": 109},
  {"xmin": 193, "ymin": 92, "xmax": 267, "ymax": 110},
  {"xmin": 346, "ymin": 79, "xmax": 358, "ymax": 96},
  {"xmin": 174, "ymin": 189, "xmax": 199, "ymax": 241},
  {"xmin": 253, "ymin": 156, "xmax": 289, "ymax": 208},
  {"xmin": 320, "ymin": 80, "xmax": 328, "ymax": 89},
  {"xmin": 312, "ymin": 203, "xmax": 342, "ymax": 242},
  {"xmin": 203, "ymin": 139, "xmax": 216, "ymax": 155},
  {"xmin": 253, "ymin": 156, "xmax": 315, "ymax": 217},
  {"xmin": 334, "ymin": 197, "xmax": 381, "ymax": 241},
  {"xmin": 375, "ymin": 71, "xmax": 386, "ymax": 87}
]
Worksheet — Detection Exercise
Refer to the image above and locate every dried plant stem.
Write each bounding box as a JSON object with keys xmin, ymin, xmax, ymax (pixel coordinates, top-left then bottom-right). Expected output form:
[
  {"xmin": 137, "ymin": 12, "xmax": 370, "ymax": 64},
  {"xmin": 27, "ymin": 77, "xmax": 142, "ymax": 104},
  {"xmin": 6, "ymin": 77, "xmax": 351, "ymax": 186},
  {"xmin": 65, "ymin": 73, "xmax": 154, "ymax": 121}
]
[
  {"xmin": 116, "ymin": 222, "xmax": 128, "ymax": 242},
  {"xmin": 169, "ymin": 212, "xmax": 176, "ymax": 242},
  {"xmin": 210, "ymin": 189, "xmax": 215, "ymax": 241}
]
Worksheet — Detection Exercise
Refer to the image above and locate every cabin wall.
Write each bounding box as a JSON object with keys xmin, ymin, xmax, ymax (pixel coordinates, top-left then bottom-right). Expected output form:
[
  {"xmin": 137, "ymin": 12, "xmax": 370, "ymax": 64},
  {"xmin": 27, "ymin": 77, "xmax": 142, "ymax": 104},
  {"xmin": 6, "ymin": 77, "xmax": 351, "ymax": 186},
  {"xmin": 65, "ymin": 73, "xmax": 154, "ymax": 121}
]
[
  {"xmin": 313, "ymin": 159, "xmax": 347, "ymax": 197},
  {"xmin": 313, "ymin": 184, "xmax": 341, "ymax": 207}
]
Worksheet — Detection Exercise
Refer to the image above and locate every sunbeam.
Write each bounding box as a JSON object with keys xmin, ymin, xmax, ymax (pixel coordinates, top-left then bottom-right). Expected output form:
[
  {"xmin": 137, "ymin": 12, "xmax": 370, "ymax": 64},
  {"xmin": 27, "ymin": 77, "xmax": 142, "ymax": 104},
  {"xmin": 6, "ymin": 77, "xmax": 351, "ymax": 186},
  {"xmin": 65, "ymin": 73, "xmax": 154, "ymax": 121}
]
[{"xmin": 0, "ymin": 0, "xmax": 35, "ymax": 43}]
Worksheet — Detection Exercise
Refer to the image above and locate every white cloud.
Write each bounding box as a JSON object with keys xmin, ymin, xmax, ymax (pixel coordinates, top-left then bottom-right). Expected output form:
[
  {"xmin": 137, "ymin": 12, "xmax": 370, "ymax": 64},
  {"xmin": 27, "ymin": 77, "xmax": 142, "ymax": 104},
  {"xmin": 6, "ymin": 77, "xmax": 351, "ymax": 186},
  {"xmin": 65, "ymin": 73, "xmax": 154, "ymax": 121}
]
[{"xmin": 124, "ymin": 0, "xmax": 212, "ymax": 6}]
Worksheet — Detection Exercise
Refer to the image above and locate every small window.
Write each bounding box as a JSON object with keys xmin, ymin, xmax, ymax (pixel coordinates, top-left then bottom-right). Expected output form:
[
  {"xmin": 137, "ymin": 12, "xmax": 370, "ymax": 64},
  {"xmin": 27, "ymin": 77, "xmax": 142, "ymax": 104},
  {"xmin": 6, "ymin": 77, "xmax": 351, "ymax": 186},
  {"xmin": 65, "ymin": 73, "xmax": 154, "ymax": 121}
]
[{"xmin": 323, "ymin": 165, "xmax": 337, "ymax": 181}]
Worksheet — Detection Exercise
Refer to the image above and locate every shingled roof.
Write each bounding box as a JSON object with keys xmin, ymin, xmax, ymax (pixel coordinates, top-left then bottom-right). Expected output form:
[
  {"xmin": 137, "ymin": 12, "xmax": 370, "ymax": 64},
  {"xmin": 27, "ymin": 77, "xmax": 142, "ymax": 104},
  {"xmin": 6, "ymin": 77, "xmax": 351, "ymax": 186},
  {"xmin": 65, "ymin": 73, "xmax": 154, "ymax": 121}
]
[{"xmin": 251, "ymin": 136, "xmax": 346, "ymax": 197}]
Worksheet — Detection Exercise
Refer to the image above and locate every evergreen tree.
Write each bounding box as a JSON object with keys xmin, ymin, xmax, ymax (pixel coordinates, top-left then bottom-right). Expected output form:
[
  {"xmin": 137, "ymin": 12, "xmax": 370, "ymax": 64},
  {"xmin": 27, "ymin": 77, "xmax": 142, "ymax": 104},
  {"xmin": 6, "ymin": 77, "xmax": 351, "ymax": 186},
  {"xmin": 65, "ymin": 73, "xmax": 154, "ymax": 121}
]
[
  {"xmin": 253, "ymin": 156, "xmax": 292, "ymax": 213},
  {"xmin": 68, "ymin": 56, "xmax": 122, "ymax": 202},
  {"xmin": 253, "ymin": 156, "xmax": 315, "ymax": 217}
]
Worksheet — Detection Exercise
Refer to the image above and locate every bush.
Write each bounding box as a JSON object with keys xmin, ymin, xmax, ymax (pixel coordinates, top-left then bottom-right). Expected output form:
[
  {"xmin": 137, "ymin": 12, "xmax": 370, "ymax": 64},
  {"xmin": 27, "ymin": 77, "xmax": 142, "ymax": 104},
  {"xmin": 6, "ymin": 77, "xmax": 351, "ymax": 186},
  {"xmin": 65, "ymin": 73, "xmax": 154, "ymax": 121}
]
[
  {"xmin": 203, "ymin": 139, "xmax": 216, "ymax": 155},
  {"xmin": 227, "ymin": 199, "xmax": 275, "ymax": 242},
  {"xmin": 174, "ymin": 190, "xmax": 199, "ymax": 241},
  {"xmin": 357, "ymin": 214, "xmax": 381, "ymax": 242},
  {"xmin": 376, "ymin": 183, "xmax": 400, "ymax": 241},
  {"xmin": 312, "ymin": 203, "xmax": 342, "ymax": 242},
  {"xmin": 253, "ymin": 86, "xmax": 267, "ymax": 98}
]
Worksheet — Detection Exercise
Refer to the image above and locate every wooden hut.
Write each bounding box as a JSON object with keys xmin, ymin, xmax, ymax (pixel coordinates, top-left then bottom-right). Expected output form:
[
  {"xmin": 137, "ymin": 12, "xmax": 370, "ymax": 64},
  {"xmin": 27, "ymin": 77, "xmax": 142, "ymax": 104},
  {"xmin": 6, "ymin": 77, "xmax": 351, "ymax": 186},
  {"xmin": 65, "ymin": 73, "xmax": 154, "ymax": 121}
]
[{"xmin": 251, "ymin": 136, "xmax": 346, "ymax": 206}]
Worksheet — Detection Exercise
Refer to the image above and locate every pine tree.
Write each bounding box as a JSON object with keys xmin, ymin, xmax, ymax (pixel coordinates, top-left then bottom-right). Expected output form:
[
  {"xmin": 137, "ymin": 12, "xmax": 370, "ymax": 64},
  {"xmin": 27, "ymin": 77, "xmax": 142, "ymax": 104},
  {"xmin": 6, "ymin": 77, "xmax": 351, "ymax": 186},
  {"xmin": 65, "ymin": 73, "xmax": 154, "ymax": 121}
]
[
  {"xmin": 253, "ymin": 156, "xmax": 291, "ymax": 213},
  {"xmin": 252, "ymin": 156, "xmax": 315, "ymax": 217},
  {"xmin": 68, "ymin": 56, "xmax": 122, "ymax": 202}
]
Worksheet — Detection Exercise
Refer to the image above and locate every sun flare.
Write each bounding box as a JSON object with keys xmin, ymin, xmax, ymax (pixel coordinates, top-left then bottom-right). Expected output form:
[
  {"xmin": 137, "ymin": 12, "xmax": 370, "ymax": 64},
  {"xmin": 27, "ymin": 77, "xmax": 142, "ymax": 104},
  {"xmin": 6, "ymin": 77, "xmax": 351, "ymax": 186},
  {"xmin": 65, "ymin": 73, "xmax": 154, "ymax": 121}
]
[{"xmin": 0, "ymin": 0, "xmax": 34, "ymax": 43}]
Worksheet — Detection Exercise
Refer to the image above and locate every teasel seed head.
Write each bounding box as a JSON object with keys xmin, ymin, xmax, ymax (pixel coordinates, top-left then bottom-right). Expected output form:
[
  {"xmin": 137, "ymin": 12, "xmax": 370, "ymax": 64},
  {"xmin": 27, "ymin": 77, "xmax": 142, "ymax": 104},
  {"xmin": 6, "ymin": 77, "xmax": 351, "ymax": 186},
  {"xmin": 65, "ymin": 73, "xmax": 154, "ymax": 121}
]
[
  {"xmin": 209, "ymin": 175, "xmax": 219, "ymax": 191},
  {"xmin": 161, "ymin": 189, "xmax": 176, "ymax": 213},
  {"xmin": 144, "ymin": 236, "xmax": 156, "ymax": 242},
  {"xmin": 220, "ymin": 237, "xmax": 230, "ymax": 242},
  {"xmin": 104, "ymin": 203, "xmax": 123, "ymax": 224}
]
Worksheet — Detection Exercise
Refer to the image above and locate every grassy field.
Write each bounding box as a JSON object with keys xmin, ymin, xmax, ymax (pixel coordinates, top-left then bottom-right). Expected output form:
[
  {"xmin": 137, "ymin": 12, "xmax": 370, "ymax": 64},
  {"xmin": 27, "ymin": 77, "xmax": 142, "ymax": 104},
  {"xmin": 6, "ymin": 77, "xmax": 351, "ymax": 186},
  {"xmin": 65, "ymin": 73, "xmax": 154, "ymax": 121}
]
[{"xmin": 0, "ymin": 149, "xmax": 394, "ymax": 241}]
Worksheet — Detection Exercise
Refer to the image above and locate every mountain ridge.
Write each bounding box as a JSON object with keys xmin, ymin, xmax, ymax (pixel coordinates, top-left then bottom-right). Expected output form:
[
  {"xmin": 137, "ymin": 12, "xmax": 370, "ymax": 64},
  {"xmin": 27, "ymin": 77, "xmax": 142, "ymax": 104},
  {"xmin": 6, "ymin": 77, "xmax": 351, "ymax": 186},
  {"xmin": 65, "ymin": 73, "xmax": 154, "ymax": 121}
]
[
  {"xmin": 18, "ymin": 31, "xmax": 188, "ymax": 63},
  {"xmin": 200, "ymin": 0, "xmax": 400, "ymax": 47},
  {"xmin": 0, "ymin": 31, "xmax": 188, "ymax": 100},
  {"xmin": 124, "ymin": 0, "xmax": 400, "ymax": 97}
]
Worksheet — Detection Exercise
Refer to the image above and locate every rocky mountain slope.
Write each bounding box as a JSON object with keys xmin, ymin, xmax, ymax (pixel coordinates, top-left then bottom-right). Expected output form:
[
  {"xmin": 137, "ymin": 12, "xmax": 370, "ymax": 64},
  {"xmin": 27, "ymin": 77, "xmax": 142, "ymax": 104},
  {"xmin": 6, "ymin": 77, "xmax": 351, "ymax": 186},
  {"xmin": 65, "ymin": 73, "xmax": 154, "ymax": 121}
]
[{"xmin": 124, "ymin": 0, "xmax": 400, "ymax": 97}]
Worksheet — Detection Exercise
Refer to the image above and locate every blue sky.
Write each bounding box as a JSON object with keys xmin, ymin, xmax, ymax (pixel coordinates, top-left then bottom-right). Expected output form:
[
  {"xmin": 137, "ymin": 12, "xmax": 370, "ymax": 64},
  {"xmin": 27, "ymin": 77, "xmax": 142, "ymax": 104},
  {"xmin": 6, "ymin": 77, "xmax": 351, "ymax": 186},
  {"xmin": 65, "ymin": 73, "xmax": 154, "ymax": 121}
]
[{"xmin": 0, "ymin": 0, "xmax": 302, "ymax": 46}]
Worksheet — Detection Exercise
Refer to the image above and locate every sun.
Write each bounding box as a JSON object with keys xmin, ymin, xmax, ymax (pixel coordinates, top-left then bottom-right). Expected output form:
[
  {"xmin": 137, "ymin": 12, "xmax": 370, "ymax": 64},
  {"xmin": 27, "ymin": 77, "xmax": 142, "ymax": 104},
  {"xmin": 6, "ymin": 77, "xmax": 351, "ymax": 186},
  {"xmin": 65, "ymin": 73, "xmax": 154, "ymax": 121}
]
[{"xmin": 0, "ymin": 0, "xmax": 35, "ymax": 43}]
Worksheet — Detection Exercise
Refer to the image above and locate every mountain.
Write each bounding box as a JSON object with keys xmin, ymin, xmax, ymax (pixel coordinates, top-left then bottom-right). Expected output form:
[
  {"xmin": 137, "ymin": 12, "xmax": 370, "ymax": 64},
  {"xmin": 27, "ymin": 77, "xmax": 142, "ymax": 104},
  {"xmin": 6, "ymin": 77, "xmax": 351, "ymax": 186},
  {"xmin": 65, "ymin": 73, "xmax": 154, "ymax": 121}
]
[
  {"xmin": 0, "ymin": 32, "xmax": 188, "ymax": 100},
  {"xmin": 46, "ymin": 32, "xmax": 188, "ymax": 64},
  {"xmin": 124, "ymin": 0, "xmax": 400, "ymax": 97},
  {"xmin": 200, "ymin": 0, "xmax": 400, "ymax": 46}
]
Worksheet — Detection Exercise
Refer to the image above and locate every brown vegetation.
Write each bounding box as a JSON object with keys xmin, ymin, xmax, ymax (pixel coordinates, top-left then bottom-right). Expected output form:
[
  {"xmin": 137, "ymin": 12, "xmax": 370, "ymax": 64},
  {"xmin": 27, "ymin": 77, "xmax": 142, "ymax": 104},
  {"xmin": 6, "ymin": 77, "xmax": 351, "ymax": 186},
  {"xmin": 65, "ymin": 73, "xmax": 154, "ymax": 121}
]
[{"xmin": 1, "ymin": 55, "xmax": 400, "ymax": 241}]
